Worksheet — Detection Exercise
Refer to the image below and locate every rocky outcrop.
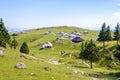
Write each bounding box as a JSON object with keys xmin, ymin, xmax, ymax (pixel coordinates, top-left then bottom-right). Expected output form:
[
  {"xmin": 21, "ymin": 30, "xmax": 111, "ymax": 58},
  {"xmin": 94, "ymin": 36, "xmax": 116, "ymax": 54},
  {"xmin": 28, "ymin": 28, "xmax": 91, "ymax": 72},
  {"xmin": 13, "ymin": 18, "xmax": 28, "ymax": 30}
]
[
  {"xmin": 15, "ymin": 62, "xmax": 26, "ymax": 69},
  {"xmin": 0, "ymin": 48, "xmax": 4, "ymax": 57}
]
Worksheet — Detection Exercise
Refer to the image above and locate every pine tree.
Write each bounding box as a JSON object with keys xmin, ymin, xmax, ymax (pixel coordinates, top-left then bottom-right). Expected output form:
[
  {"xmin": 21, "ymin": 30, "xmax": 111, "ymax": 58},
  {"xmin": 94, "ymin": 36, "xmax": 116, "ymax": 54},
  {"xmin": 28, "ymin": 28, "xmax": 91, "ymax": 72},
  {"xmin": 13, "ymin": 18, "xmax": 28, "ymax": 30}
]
[
  {"xmin": 106, "ymin": 25, "xmax": 112, "ymax": 41},
  {"xmin": 114, "ymin": 22, "xmax": 120, "ymax": 45},
  {"xmin": 20, "ymin": 42, "xmax": 29, "ymax": 54},
  {"xmin": 10, "ymin": 37, "xmax": 18, "ymax": 49},
  {"xmin": 80, "ymin": 39, "xmax": 99, "ymax": 69},
  {"xmin": 97, "ymin": 22, "xmax": 107, "ymax": 46},
  {"xmin": 79, "ymin": 42, "xmax": 86, "ymax": 60},
  {"xmin": 0, "ymin": 18, "xmax": 11, "ymax": 48},
  {"xmin": 115, "ymin": 45, "xmax": 120, "ymax": 61}
]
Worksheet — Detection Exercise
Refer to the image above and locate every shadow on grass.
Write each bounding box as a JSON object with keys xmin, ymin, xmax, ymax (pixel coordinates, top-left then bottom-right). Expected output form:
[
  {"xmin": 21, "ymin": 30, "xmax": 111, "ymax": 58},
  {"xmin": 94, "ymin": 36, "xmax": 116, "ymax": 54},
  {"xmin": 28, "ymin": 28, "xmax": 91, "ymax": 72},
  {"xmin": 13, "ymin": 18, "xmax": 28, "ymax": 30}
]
[
  {"xmin": 108, "ymin": 72, "xmax": 120, "ymax": 77},
  {"xmin": 83, "ymin": 71, "xmax": 117, "ymax": 80},
  {"xmin": 74, "ymin": 65, "xmax": 89, "ymax": 68},
  {"xmin": 74, "ymin": 65, "xmax": 118, "ymax": 80}
]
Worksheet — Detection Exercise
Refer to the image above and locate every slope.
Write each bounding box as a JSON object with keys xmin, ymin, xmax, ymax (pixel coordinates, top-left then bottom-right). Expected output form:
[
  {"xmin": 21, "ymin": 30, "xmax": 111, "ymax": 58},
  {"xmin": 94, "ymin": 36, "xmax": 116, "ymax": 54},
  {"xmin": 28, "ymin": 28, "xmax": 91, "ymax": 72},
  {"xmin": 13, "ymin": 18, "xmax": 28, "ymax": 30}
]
[{"xmin": 0, "ymin": 26, "xmax": 119, "ymax": 80}]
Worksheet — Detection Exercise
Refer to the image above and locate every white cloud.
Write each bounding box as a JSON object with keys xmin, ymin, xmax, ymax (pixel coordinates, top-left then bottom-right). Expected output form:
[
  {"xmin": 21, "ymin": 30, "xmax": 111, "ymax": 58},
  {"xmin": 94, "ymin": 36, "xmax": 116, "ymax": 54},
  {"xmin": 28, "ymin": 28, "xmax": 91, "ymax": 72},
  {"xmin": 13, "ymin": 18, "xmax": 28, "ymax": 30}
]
[
  {"xmin": 93, "ymin": 12, "xmax": 120, "ymax": 30},
  {"xmin": 112, "ymin": 12, "xmax": 120, "ymax": 17}
]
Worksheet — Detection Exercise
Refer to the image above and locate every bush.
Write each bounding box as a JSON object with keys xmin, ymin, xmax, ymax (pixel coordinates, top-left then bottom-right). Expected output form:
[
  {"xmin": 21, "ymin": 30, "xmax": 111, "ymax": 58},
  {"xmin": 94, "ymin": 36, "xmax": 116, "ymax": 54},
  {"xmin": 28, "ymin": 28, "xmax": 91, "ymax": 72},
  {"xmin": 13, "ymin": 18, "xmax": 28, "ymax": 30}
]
[
  {"xmin": 109, "ymin": 72, "xmax": 120, "ymax": 77},
  {"xmin": 10, "ymin": 39, "xmax": 18, "ymax": 49},
  {"xmin": 115, "ymin": 45, "xmax": 120, "ymax": 61},
  {"xmin": 20, "ymin": 42, "xmax": 29, "ymax": 54},
  {"xmin": 116, "ymin": 45, "xmax": 120, "ymax": 50}
]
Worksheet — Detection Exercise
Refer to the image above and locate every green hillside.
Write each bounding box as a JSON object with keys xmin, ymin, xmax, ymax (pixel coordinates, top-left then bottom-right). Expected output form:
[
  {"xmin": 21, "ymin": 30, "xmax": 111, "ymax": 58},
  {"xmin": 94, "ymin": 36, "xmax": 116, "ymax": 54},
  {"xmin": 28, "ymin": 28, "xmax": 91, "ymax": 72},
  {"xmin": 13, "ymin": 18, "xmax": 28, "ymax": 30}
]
[{"xmin": 0, "ymin": 26, "xmax": 119, "ymax": 80}]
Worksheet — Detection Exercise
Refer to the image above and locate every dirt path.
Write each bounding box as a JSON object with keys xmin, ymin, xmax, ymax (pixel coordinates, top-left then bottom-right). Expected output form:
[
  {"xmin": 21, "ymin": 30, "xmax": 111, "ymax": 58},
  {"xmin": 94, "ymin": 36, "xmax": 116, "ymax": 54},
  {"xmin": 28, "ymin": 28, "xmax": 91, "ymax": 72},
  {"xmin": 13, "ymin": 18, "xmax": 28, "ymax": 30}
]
[{"xmin": 105, "ymin": 49, "xmax": 115, "ymax": 60}]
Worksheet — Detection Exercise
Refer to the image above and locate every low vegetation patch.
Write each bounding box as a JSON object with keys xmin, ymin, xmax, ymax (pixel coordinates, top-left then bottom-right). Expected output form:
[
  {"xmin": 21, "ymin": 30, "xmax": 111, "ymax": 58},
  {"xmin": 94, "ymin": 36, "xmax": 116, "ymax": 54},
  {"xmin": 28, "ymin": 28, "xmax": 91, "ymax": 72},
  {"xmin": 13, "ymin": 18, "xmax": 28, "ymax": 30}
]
[{"xmin": 0, "ymin": 23, "xmax": 120, "ymax": 80}]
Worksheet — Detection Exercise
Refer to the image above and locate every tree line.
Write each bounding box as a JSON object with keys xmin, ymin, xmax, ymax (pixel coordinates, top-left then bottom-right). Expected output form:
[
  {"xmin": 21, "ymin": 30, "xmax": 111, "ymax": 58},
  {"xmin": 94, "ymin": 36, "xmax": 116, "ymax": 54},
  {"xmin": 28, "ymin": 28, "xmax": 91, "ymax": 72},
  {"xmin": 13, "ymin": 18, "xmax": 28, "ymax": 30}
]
[
  {"xmin": 97, "ymin": 22, "xmax": 120, "ymax": 46},
  {"xmin": 79, "ymin": 22, "xmax": 120, "ymax": 69},
  {"xmin": 0, "ymin": 18, "xmax": 29, "ymax": 54},
  {"xmin": 0, "ymin": 18, "xmax": 120, "ymax": 69}
]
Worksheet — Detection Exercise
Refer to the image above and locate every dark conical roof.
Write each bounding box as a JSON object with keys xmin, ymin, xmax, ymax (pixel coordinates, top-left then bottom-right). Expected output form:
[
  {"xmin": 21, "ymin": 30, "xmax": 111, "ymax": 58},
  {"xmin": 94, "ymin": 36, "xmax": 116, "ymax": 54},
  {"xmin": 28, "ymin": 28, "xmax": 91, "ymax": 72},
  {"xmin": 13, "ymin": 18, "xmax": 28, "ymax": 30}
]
[
  {"xmin": 72, "ymin": 37, "xmax": 84, "ymax": 43},
  {"xmin": 11, "ymin": 33, "xmax": 18, "ymax": 36}
]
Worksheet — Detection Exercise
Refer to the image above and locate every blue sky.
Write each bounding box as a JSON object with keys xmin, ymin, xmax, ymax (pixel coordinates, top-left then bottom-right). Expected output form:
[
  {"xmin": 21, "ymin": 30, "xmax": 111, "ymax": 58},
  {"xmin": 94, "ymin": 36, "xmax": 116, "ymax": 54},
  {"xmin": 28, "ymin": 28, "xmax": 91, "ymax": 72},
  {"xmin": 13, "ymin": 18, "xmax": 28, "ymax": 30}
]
[{"xmin": 0, "ymin": 0, "xmax": 120, "ymax": 31}]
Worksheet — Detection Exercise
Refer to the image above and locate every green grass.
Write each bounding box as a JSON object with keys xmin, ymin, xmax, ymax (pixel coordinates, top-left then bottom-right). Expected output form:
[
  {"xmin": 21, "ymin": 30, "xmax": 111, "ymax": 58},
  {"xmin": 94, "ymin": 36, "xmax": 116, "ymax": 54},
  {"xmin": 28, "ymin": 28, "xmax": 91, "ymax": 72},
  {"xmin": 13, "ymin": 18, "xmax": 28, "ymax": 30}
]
[
  {"xmin": 0, "ymin": 48, "xmax": 117, "ymax": 80},
  {"xmin": 0, "ymin": 26, "xmax": 119, "ymax": 80}
]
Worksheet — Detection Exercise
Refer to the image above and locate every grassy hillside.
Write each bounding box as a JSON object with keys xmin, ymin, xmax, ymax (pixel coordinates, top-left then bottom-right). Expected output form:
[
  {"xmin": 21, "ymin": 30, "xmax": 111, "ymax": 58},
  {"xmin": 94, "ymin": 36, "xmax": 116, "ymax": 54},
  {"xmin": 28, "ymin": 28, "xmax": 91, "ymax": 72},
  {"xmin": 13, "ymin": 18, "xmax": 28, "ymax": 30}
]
[
  {"xmin": 16, "ymin": 26, "xmax": 98, "ymax": 47},
  {"xmin": 0, "ymin": 26, "xmax": 119, "ymax": 80}
]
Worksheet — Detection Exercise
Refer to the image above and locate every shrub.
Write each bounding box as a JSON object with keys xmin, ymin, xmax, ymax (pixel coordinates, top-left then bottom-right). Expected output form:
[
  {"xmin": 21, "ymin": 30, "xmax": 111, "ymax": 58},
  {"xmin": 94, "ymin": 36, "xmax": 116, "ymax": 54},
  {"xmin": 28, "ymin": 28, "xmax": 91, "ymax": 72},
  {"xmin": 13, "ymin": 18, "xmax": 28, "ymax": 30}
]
[
  {"xmin": 20, "ymin": 42, "xmax": 29, "ymax": 54},
  {"xmin": 115, "ymin": 45, "xmax": 120, "ymax": 61},
  {"xmin": 10, "ymin": 39, "xmax": 18, "ymax": 49}
]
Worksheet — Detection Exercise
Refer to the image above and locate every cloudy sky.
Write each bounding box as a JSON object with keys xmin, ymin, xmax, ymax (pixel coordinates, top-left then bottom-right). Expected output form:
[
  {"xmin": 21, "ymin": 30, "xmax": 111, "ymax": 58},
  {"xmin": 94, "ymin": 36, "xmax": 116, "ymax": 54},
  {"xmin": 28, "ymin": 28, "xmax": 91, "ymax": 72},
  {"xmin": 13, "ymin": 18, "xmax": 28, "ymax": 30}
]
[{"xmin": 0, "ymin": 0, "xmax": 120, "ymax": 31}]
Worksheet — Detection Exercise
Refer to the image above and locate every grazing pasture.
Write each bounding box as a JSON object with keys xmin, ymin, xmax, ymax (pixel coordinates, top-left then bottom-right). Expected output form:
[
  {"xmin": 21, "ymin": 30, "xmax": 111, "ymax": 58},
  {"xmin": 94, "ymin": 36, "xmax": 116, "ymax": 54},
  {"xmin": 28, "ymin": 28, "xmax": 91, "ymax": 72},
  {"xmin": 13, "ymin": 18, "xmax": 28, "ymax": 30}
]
[{"xmin": 0, "ymin": 26, "xmax": 119, "ymax": 80}]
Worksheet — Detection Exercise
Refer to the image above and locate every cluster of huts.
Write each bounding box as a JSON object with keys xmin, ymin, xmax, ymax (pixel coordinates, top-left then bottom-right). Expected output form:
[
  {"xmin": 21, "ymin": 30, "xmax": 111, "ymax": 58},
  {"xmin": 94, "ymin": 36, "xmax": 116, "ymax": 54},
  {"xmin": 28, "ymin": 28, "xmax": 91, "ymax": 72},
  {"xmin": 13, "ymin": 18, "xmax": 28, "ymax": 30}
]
[
  {"xmin": 56, "ymin": 30, "xmax": 88, "ymax": 43},
  {"xmin": 44, "ymin": 30, "xmax": 52, "ymax": 35},
  {"xmin": 40, "ymin": 30, "xmax": 89, "ymax": 49},
  {"xmin": 40, "ymin": 41, "xmax": 53, "ymax": 49}
]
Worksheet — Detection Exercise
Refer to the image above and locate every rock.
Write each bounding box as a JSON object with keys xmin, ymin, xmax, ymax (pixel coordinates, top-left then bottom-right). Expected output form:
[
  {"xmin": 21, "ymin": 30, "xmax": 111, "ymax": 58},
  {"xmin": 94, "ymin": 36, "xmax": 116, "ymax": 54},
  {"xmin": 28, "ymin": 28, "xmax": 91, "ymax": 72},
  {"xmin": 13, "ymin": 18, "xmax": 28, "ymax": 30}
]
[
  {"xmin": 92, "ymin": 78, "xmax": 98, "ymax": 80},
  {"xmin": 78, "ymin": 71, "xmax": 84, "ymax": 75},
  {"xmin": 48, "ymin": 60, "xmax": 61, "ymax": 65},
  {"xmin": 116, "ymin": 78, "xmax": 120, "ymax": 80},
  {"xmin": 51, "ymin": 48, "xmax": 54, "ymax": 50},
  {"xmin": 44, "ymin": 66, "xmax": 51, "ymax": 71},
  {"xmin": 15, "ymin": 62, "xmax": 26, "ymax": 69},
  {"xmin": 88, "ymin": 73, "xmax": 101, "ymax": 78},
  {"xmin": 61, "ymin": 50, "xmax": 66, "ymax": 56},
  {"xmin": 20, "ymin": 54, "xmax": 38, "ymax": 60},
  {"xmin": 72, "ymin": 69, "xmax": 85, "ymax": 75},
  {"xmin": 30, "ymin": 72, "xmax": 36, "ymax": 76},
  {"xmin": 0, "ymin": 48, "xmax": 4, "ymax": 57},
  {"xmin": 29, "ymin": 55, "xmax": 38, "ymax": 60},
  {"xmin": 83, "ymin": 61, "xmax": 90, "ymax": 68},
  {"xmin": 20, "ymin": 54, "xmax": 28, "ymax": 59}
]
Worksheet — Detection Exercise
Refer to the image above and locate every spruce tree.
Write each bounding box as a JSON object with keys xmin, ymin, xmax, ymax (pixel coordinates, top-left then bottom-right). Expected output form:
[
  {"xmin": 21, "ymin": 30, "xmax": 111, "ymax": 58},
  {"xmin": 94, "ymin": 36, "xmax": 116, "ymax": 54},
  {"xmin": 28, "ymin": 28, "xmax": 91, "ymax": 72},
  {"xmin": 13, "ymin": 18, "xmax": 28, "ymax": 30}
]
[
  {"xmin": 106, "ymin": 25, "xmax": 112, "ymax": 41},
  {"xmin": 115, "ymin": 45, "xmax": 120, "ymax": 61},
  {"xmin": 97, "ymin": 22, "xmax": 107, "ymax": 46},
  {"xmin": 0, "ymin": 18, "xmax": 11, "ymax": 48},
  {"xmin": 20, "ymin": 42, "xmax": 29, "ymax": 54},
  {"xmin": 79, "ymin": 42, "xmax": 87, "ymax": 60},
  {"xmin": 80, "ymin": 40, "xmax": 99, "ymax": 69},
  {"xmin": 10, "ymin": 37, "xmax": 18, "ymax": 49},
  {"xmin": 114, "ymin": 22, "xmax": 120, "ymax": 45}
]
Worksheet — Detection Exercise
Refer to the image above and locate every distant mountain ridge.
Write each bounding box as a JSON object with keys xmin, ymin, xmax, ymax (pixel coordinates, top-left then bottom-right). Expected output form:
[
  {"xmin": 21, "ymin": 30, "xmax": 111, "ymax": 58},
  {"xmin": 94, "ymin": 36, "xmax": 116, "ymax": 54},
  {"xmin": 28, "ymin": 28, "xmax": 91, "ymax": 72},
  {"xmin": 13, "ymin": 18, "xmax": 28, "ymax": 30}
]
[
  {"xmin": 7, "ymin": 26, "xmax": 100, "ymax": 32},
  {"xmin": 8, "ymin": 27, "xmax": 30, "ymax": 32}
]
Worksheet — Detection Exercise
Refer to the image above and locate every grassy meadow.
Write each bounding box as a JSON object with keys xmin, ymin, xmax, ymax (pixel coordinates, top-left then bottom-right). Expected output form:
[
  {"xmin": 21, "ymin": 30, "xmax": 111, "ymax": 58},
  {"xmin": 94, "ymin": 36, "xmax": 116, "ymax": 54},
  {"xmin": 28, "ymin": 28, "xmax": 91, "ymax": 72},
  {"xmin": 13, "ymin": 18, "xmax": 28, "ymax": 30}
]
[{"xmin": 0, "ymin": 26, "xmax": 119, "ymax": 80}]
